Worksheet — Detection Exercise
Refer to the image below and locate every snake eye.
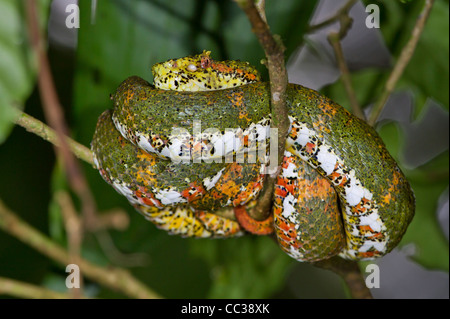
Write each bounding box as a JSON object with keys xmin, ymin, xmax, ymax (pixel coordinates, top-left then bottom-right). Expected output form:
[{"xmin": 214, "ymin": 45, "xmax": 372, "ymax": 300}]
[{"xmin": 187, "ymin": 64, "xmax": 197, "ymax": 72}]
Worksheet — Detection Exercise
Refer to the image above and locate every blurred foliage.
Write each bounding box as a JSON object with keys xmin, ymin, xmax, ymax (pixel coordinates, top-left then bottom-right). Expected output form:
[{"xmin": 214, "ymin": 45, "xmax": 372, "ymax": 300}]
[
  {"xmin": 0, "ymin": 0, "xmax": 50, "ymax": 143},
  {"xmin": 0, "ymin": 0, "xmax": 448, "ymax": 299}
]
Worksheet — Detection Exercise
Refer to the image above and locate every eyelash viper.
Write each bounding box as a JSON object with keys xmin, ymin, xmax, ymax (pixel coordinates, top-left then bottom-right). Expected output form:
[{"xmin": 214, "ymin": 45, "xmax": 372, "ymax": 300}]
[{"xmin": 91, "ymin": 51, "xmax": 415, "ymax": 261}]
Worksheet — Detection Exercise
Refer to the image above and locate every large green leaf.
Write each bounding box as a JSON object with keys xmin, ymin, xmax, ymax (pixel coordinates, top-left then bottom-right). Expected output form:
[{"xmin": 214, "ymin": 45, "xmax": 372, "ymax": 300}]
[
  {"xmin": 401, "ymin": 151, "xmax": 449, "ymax": 271},
  {"xmin": 400, "ymin": 0, "xmax": 449, "ymax": 114},
  {"xmin": 378, "ymin": 117, "xmax": 449, "ymax": 271},
  {"xmin": 0, "ymin": 0, "xmax": 50, "ymax": 144}
]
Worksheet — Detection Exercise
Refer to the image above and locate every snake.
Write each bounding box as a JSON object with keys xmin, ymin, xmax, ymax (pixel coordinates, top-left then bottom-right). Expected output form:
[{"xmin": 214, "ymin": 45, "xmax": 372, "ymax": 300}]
[{"xmin": 91, "ymin": 51, "xmax": 415, "ymax": 261}]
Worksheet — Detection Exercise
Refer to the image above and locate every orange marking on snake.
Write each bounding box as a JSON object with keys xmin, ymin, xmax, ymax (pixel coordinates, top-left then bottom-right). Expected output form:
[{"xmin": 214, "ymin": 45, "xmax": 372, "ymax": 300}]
[
  {"xmin": 234, "ymin": 206, "xmax": 274, "ymax": 235},
  {"xmin": 181, "ymin": 182, "xmax": 207, "ymax": 202}
]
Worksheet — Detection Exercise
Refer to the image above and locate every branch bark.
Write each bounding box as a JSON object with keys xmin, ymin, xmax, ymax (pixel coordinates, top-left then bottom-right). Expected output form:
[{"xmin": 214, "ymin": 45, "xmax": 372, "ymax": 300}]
[{"xmin": 234, "ymin": 0, "xmax": 290, "ymax": 221}]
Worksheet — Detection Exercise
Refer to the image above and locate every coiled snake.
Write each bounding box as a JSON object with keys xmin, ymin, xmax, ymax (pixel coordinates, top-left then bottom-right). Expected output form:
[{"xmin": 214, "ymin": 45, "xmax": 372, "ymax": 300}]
[{"xmin": 91, "ymin": 51, "xmax": 415, "ymax": 262}]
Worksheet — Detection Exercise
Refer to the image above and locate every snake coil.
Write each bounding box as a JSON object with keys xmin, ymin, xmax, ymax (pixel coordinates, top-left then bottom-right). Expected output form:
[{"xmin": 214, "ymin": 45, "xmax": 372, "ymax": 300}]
[{"xmin": 91, "ymin": 51, "xmax": 415, "ymax": 262}]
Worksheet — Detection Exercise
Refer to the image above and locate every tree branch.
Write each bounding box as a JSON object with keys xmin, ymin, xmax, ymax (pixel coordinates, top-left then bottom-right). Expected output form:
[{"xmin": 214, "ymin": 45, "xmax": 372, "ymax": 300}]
[
  {"xmin": 0, "ymin": 276, "xmax": 84, "ymax": 299},
  {"xmin": 328, "ymin": 32, "xmax": 365, "ymax": 120},
  {"xmin": 13, "ymin": 109, "xmax": 94, "ymax": 166},
  {"xmin": 234, "ymin": 0, "xmax": 290, "ymax": 221},
  {"xmin": 368, "ymin": 0, "xmax": 435, "ymax": 126},
  {"xmin": 0, "ymin": 198, "xmax": 162, "ymax": 299},
  {"xmin": 26, "ymin": 0, "xmax": 98, "ymax": 230}
]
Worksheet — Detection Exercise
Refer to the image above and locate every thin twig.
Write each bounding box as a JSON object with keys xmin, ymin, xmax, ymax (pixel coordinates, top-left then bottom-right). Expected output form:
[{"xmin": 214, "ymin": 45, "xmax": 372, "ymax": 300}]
[
  {"xmin": 95, "ymin": 230, "xmax": 151, "ymax": 267},
  {"xmin": 325, "ymin": 0, "xmax": 365, "ymax": 120},
  {"xmin": 0, "ymin": 199, "xmax": 162, "ymax": 299},
  {"xmin": 328, "ymin": 32, "xmax": 365, "ymax": 120},
  {"xmin": 308, "ymin": 0, "xmax": 358, "ymax": 33},
  {"xmin": 56, "ymin": 191, "xmax": 84, "ymax": 298},
  {"xmin": 368, "ymin": 0, "xmax": 435, "ymax": 126},
  {"xmin": 26, "ymin": 0, "xmax": 98, "ymax": 230},
  {"xmin": 95, "ymin": 208, "xmax": 130, "ymax": 231},
  {"xmin": 234, "ymin": 0, "xmax": 290, "ymax": 221},
  {"xmin": 14, "ymin": 109, "xmax": 94, "ymax": 165},
  {"xmin": 0, "ymin": 277, "xmax": 84, "ymax": 299}
]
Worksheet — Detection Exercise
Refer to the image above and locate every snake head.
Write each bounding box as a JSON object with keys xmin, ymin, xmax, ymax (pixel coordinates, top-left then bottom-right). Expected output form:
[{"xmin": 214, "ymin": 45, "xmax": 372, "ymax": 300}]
[{"xmin": 152, "ymin": 50, "xmax": 261, "ymax": 91}]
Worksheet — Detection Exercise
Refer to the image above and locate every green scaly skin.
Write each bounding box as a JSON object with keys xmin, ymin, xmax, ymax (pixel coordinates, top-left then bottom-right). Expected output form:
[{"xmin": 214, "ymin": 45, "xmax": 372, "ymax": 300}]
[
  {"xmin": 106, "ymin": 77, "xmax": 414, "ymax": 259},
  {"xmin": 287, "ymin": 84, "xmax": 415, "ymax": 257},
  {"xmin": 92, "ymin": 109, "xmax": 264, "ymax": 212},
  {"xmin": 111, "ymin": 76, "xmax": 270, "ymax": 149},
  {"xmin": 91, "ymin": 110, "xmax": 246, "ymax": 238}
]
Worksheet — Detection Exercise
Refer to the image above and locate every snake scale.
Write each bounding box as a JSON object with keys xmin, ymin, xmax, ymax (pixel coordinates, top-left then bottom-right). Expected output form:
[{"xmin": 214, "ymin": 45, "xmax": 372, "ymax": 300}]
[{"xmin": 91, "ymin": 51, "xmax": 415, "ymax": 262}]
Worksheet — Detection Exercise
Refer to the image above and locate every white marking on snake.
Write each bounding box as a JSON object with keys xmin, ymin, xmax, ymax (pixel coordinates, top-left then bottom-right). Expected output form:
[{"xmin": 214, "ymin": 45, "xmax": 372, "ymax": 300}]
[
  {"xmin": 155, "ymin": 189, "xmax": 187, "ymax": 205},
  {"xmin": 203, "ymin": 168, "xmax": 226, "ymax": 191}
]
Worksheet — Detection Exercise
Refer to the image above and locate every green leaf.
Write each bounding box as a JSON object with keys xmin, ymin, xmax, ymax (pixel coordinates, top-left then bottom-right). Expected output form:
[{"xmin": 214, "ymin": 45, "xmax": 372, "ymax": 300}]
[
  {"xmin": 189, "ymin": 236, "xmax": 293, "ymax": 298},
  {"xmin": 377, "ymin": 121, "xmax": 403, "ymax": 162},
  {"xmin": 0, "ymin": 0, "xmax": 50, "ymax": 144},
  {"xmin": 401, "ymin": 151, "xmax": 449, "ymax": 271},
  {"xmin": 400, "ymin": 0, "xmax": 449, "ymax": 115},
  {"xmin": 363, "ymin": 0, "xmax": 449, "ymax": 117},
  {"xmin": 376, "ymin": 106, "xmax": 449, "ymax": 271}
]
